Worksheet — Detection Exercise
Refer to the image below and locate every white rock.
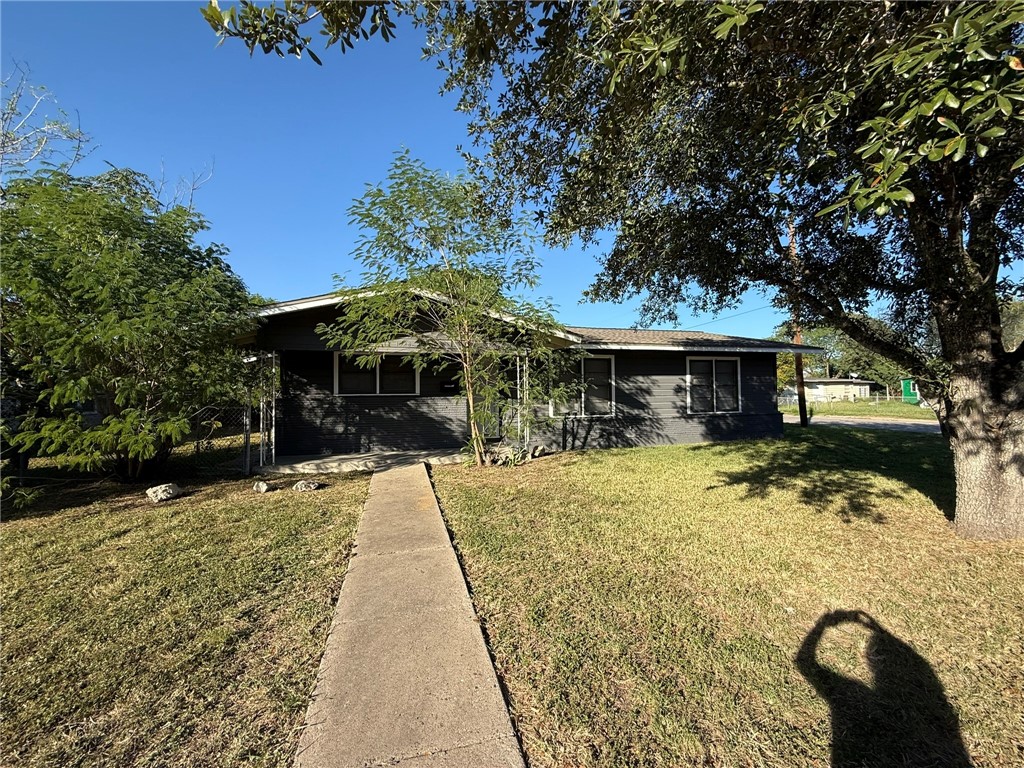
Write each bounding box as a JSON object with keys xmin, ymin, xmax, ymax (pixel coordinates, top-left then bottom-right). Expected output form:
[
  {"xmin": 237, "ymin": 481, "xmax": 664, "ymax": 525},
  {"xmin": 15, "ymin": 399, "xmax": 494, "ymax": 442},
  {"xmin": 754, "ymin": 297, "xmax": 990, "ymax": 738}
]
[
  {"xmin": 146, "ymin": 483, "xmax": 182, "ymax": 503},
  {"xmin": 292, "ymin": 480, "xmax": 321, "ymax": 492},
  {"xmin": 252, "ymin": 481, "xmax": 272, "ymax": 493}
]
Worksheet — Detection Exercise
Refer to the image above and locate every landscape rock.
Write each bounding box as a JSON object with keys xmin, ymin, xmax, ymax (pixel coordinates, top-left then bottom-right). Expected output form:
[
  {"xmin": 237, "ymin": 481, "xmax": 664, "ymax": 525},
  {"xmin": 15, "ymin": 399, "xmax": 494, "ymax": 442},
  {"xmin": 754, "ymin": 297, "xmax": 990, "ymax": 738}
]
[
  {"xmin": 146, "ymin": 483, "xmax": 182, "ymax": 503},
  {"xmin": 293, "ymin": 480, "xmax": 322, "ymax": 492},
  {"xmin": 252, "ymin": 481, "xmax": 273, "ymax": 493}
]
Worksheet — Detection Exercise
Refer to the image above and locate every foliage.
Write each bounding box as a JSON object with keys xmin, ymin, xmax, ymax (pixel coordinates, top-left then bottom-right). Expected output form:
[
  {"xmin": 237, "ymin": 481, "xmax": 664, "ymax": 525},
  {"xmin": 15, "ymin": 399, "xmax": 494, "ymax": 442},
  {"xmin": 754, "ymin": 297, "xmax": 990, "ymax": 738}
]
[
  {"xmin": 1, "ymin": 473, "xmax": 367, "ymax": 766},
  {"xmin": 317, "ymin": 151, "xmax": 578, "ymax": 466},
  {"xmin": 1, "ymin": 170, "xmax": 256, "ymax": 480},
  {"xmin": 0, "ymin": 64, "xmax": 88, "ymax": 194},
  {"xmin": 773, "ymin": 323, "xmax": 908, "ymax": 393},
  {"xmin": 204, "ymin": 1, "xmax": 1024, "ymax": 535},
  {"xmin": 434, "ymin": 432, "xmax": 1022, "ymax": 766}
]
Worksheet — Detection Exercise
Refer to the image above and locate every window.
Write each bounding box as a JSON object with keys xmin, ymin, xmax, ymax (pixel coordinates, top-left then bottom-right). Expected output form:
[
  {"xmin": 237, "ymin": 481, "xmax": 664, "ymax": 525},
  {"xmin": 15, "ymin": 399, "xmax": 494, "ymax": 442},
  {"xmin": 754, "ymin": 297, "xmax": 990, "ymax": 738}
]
[
  {"xmin": 335, "ymin": 354, "xmax": 419, "ymax": 396},
  {"xmin": 550, "ymin": 355, "xmax": 615, "ymax": 417},
  {"xmin": 583, "ymin": 356, "xmax": 614, "ymax": 415},
  {"xmin": 688, "ymin": 357, "xmax": 740, "ymax": 414}
]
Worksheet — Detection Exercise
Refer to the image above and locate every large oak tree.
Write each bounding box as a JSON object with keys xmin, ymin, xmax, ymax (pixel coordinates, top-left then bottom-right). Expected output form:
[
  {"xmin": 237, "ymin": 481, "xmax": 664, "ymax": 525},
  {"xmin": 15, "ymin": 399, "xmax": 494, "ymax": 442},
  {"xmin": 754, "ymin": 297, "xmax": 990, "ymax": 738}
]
[{"xmin": 205, "ymin": 1, "xmax": 1024, "ymax": 538}]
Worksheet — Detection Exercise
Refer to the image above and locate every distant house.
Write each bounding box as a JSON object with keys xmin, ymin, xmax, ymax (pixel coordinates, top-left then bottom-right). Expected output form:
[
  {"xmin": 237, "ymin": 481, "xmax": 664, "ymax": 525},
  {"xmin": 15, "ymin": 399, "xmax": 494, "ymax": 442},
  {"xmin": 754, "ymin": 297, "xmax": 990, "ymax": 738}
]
[
  {"xmin": 250, "ymin": 293, "xmax": 822, "ymax": 460},
  {"xmin": 782, "ymin": 378, "xmax": 874, "ymax": 402}
]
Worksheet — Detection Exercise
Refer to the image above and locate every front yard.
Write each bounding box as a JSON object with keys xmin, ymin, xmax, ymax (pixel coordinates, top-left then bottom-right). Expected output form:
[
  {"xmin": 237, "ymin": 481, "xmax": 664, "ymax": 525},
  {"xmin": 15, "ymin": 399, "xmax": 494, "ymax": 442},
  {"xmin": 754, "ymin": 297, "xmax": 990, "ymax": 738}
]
[
  {"xmin": 433, "ymin": 426, "xmax": 1023, "ymax": 768},
  {"xmin": 1, "ymin": 473, "xmax": 368, "ymax": 767}
]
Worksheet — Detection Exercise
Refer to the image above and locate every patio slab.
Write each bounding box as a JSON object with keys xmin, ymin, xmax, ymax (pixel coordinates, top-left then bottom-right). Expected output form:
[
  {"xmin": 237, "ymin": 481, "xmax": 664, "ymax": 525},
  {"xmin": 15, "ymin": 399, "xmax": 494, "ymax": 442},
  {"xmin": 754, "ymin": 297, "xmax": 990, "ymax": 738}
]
[{"xmin": 261, "ymin": 449, "xmax": 464, "ymax": 475}]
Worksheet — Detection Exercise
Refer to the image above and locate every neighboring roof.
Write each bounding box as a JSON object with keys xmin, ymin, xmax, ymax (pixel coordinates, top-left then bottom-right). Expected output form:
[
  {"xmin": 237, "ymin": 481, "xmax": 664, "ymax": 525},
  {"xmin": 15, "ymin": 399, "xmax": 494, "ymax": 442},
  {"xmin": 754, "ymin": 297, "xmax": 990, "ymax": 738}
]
[
  {"xmin": 259, "ymin": 293, "xmax": 338, "ymax": 317},
  {"xmin": 566, "ymin": 326, "xmax": 824, "ymax": 354},
  {"xmin": 258, "ymin": 295, "xmax": 824, "ymax": 354},
  {"xmin": 803, "ymin": 378, "xmax": 876, "ymax": 384}
]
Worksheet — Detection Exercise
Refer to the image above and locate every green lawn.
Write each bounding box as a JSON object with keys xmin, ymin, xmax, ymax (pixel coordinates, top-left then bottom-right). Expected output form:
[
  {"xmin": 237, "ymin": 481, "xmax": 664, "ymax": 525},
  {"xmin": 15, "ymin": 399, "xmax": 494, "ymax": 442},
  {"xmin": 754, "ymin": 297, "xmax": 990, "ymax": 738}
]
[
  {"xmin": 433, "ymin": 427, "xmax": 1023, "ymax": 768},
  {"xmin": 1, "ymin": 472, "xmax": 368, "ymax": 767},
  {"xmin": 778, "ymin": 398, "xmax": 936, "ymax": 420}
]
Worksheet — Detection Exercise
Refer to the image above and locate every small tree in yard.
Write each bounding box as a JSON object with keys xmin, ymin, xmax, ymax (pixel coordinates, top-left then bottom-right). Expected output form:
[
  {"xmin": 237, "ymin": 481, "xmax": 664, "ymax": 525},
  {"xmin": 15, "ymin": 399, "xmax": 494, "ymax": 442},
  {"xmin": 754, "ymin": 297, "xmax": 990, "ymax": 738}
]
[
  {"xmin": 1, "ymin": 170, "xmax": 256, "ymax": 480},
  {"xmin": 318, "ymin": 151, "xmax": 572, "ymax": 466}
]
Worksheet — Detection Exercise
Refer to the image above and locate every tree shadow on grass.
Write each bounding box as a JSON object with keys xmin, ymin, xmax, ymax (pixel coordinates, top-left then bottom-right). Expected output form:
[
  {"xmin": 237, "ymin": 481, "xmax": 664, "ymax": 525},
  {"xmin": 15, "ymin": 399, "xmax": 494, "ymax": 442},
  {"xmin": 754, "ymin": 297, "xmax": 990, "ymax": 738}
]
[
  {"xmin": 695, "ymin": 425, "xmax": 955, "ymax": 523},
  {"xmin": 797, "ymin": 610, "xmax": 972, "ymax": 767}
]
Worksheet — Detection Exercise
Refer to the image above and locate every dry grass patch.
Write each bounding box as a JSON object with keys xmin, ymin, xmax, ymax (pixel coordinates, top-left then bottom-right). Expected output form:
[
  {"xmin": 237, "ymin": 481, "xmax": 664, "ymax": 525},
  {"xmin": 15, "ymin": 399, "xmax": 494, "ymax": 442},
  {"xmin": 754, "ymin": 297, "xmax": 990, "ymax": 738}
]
[
  {"xmin": 433, "ymin": 426, "xmax": 1023, "ymax": 768},
  {"xmin": 1, "ymin": 472, "xmax": 368, "ymax": 767}
]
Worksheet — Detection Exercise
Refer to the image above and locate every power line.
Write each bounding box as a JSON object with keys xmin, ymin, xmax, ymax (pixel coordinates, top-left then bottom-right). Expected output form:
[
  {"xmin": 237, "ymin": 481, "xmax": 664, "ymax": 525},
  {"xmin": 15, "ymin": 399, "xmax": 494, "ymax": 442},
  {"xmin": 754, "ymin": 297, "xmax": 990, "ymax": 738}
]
[{"xmin": 684, "ymin": 304, "xmax": 776, "ymax": 330}]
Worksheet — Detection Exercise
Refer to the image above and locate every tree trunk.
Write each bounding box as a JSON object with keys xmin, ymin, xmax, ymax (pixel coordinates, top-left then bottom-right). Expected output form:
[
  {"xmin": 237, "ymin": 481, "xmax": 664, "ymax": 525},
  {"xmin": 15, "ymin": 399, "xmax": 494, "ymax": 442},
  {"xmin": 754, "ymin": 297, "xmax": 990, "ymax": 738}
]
[
  {"xmin": 463, "ymin": 366, "xmax": 485, "ymax": 466},
  {"xmin": 943, "ymin": 376, "xmax": 1024, "ymax": 539}
]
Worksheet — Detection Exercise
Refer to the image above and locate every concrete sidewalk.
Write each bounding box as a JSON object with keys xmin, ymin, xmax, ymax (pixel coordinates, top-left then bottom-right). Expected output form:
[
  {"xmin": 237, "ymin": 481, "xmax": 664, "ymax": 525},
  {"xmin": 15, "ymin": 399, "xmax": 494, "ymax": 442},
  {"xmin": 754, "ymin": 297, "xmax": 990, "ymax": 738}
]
[{"xmin": 295, "ymin": 463, "xmax": 525, "ymax": 768}]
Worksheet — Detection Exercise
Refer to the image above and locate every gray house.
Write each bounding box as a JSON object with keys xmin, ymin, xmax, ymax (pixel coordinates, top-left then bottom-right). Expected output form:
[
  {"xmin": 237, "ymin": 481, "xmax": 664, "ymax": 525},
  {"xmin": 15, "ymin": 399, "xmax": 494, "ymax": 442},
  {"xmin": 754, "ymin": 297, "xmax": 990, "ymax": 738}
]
[{"xmin": 253, "ymin": 293, "xmax": 821, "ymax": 458}]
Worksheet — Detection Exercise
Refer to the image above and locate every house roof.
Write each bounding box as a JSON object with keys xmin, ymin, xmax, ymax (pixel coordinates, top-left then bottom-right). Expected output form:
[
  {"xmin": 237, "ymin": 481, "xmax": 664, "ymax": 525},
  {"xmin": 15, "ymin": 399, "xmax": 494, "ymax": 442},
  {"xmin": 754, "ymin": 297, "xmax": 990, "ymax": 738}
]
[
  {"xmin": 566, "ymin": 326, "xmax": 823, "ymax": 354},
  {"xmin": 258, "ymin": 294, "xmax": 823, "ymax": 354}
]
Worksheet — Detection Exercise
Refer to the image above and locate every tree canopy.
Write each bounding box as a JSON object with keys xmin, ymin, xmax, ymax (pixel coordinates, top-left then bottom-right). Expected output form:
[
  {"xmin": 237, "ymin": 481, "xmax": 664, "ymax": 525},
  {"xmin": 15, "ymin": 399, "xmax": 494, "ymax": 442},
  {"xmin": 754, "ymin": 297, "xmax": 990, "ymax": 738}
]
[
  {"xmin": 317, "ymin": 151, "xmax": 575, "ymax": 465},
  {"xmin": 205, "ymin": 1, "xmax": 1024, "ymax": 536},
  {"xmin": 1, "ymin": 170, "xmax": 256, "ymax": 479}
]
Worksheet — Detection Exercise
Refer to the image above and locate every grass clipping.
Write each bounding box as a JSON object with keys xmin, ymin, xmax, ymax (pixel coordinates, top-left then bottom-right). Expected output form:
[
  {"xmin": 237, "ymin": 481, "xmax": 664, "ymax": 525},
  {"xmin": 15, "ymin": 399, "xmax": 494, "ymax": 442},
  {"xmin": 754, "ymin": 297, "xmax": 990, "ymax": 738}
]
[
  {"xmin": 434, "ymin": 427, "xmax": 1024, "ymax": 768},
  {"xmin": 1, "ymin": 474, "xmax": 367, "ymax": 767}
]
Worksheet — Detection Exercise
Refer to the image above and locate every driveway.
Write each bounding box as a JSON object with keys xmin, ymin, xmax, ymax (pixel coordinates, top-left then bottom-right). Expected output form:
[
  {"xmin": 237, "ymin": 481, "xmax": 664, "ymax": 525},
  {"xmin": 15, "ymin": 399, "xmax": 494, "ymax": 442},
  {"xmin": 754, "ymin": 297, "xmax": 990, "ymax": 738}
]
[{"xmin": 782, "ymin": 413, "xmax": 942, "ymax": 434}]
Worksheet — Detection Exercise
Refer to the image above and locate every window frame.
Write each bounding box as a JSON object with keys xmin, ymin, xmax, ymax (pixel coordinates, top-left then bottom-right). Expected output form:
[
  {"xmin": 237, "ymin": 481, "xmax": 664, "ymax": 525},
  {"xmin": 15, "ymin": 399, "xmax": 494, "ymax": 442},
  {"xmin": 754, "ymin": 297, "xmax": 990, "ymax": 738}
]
[
  {"xmin": 686, "ymin": 356, "xmax": 742, "ymax": 415},
  {"xmin": 549, "ymin": 354, "xmax": 616, "ymax": 418},
  {"xmin": 333, "ymin": 352, "xmax": 420, "ymax": 397}
]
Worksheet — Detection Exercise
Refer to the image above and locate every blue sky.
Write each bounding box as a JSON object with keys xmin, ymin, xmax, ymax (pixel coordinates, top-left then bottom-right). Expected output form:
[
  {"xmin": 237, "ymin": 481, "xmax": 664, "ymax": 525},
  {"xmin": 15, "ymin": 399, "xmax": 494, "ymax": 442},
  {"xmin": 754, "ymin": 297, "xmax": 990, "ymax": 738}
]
[{"xmin": 1, "ymin": 1, "xmax": 787, "ymax": 337}]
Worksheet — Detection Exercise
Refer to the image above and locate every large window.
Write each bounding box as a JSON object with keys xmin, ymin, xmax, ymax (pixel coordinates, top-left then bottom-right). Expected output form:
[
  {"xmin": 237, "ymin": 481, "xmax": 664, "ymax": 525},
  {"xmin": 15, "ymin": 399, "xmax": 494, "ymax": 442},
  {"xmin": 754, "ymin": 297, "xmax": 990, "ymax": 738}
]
[
  {"xmin": 688, "ymin": 358, "xmax": 740, "ymax": 414},
  {"xmin": 551, "ymin": 355, "xmax": 615, "ymax": 417},
  {"xmin": 335, "ymin": 354, "xmax": 419, "ymax": 396}
]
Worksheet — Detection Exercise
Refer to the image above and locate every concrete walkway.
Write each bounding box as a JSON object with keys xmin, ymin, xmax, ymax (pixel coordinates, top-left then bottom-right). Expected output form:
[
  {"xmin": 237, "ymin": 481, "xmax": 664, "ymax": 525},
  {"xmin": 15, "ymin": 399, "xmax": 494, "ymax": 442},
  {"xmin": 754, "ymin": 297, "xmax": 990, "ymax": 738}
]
[{"xmin": 295, "ymin": 463, "xmax": 525, "ymax": 768}]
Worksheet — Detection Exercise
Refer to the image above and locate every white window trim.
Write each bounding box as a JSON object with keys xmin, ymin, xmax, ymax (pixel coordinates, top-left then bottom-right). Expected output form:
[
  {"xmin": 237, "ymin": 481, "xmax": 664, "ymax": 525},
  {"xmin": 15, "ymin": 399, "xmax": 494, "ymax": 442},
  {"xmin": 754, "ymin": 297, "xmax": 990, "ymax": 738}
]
[
  {"xmin": 333, "ymin": 352, "xmax": 420, "ymax": 396},
  {"xmin": 686, "ymin": 356, "xmax": 742, "ymax": 414},
  {"xmin": 549, "ymin": 354, "xmax": 616, "ymax": 418}
]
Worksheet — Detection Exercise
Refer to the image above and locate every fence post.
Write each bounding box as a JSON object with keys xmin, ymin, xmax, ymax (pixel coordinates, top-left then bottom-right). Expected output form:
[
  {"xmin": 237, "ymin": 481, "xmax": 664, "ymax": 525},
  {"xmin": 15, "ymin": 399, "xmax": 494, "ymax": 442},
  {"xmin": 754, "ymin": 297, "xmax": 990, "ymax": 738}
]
[{"xmin": 242, "ymin": 404, "xmax": 252, "ymax": 476}]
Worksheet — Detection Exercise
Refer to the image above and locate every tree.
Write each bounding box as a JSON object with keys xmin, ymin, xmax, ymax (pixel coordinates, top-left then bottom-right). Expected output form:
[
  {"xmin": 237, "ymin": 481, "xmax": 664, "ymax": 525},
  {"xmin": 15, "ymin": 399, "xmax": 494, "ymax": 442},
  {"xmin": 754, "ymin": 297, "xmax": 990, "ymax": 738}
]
[
  {"xmin": 773, "ymin": 323, "xmax": 909, "ymax": 394},
  {"xmin": 203, "ymin": 3, "xmax": 1024, "ymax": 538},
  {"xmin": 317, "ymin": 151, "xmax": 575, "ymax": 466},
  {"xmin": 1, "ymin": 170, "xmax": 256, "ymax": 480},
  {"xmin": 1, "ymin": 64, "xmax": 88, "ymax": 196}
]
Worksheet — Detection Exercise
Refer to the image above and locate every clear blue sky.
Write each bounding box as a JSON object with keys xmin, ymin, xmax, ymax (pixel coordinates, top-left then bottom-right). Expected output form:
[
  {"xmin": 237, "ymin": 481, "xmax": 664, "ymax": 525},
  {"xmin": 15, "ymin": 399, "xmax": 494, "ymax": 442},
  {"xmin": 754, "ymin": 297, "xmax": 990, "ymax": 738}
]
[{"xmin": 1, "ymin": 1, "xmax": 787, "ymax": 337}]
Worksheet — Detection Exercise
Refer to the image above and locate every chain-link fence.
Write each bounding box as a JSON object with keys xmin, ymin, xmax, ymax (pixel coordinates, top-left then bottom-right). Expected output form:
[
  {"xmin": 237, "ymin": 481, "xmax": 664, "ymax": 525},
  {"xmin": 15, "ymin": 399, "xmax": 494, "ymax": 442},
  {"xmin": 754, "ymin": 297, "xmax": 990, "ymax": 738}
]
[{"xmin": 167, "ymin": 405, "xmax": 259, "ymax": 477}]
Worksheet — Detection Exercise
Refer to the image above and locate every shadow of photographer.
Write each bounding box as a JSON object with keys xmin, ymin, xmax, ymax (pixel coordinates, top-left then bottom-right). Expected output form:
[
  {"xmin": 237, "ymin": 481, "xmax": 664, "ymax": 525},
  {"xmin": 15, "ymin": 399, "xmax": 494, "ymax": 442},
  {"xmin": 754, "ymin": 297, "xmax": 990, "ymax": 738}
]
[{"xmin": 796, "ymin": 610, "xmax": 972, "ymax": 767}]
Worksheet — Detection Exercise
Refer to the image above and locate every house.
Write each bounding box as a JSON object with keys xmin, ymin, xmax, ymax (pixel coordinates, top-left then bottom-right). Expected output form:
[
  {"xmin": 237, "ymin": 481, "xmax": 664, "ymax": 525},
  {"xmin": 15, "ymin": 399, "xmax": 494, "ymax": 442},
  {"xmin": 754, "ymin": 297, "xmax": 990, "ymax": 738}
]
[
  {"xmin": 782, "ymin": 377, "xmax": 874, "ymax": 402},
  {"xmin": 252, "ymin": 293, "xmax": 822, "ymax": 459}
]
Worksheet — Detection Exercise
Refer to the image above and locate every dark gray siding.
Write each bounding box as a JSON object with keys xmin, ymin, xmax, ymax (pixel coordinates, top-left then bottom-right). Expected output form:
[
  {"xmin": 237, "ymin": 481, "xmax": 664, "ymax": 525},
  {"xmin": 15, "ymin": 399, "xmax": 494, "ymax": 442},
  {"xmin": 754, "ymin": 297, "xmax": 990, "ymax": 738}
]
[
  {"xmin": 532, "ymin": 350, "xmax": 782, "ymax": 450},
  {"xmin": 277, "ymin": 350, "xmax": 468, "ymax": 455},
  {"xmin": 260, "ymin": 308, "xmax": 782, "ymax": 454},
  {"xmin": 259, "ymin": 307, "xmax": 341, "ymax": 351}
]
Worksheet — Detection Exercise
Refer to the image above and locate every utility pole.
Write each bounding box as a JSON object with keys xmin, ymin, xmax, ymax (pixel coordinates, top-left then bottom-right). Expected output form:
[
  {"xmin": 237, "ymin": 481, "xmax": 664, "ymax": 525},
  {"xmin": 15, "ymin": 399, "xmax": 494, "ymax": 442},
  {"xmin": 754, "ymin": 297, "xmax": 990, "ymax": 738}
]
[
  {"xmin": 793, "ymin": 324, "xmax": 809, "ymax": 428},
  {"xmin": 788, "ymin": 218, "xmax": 809, "ymax": 427}
]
